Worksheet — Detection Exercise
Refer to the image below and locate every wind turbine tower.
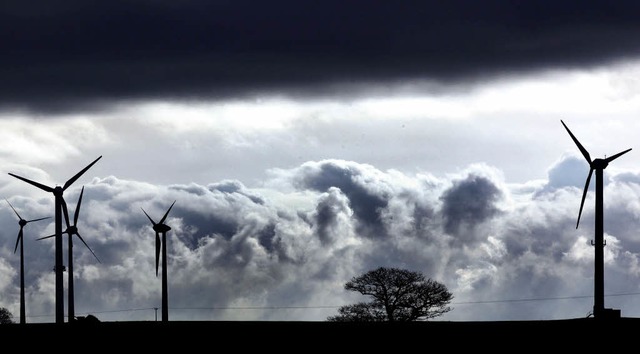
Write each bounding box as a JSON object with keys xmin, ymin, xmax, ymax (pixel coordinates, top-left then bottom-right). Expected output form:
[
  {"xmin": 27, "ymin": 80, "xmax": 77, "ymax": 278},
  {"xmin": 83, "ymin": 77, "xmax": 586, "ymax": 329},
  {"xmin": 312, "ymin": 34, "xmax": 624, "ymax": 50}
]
[
  {"xmin": 8, "ymin": 156, "xmax": 102, "ymax": 324},
  {"xmin": 39, "ymin": 186, "xmax": 101, "ymax": 322},
  {"xmin": 561, "ymin": 120, "xmax": 631, "ymax": 319},
  {"xmin": 6, "ymin": 200, "xmax": 50, "ymax": 324},
  {"xmin": 142, "ymin": 200, "xmax": 176, "ymax": 322}
]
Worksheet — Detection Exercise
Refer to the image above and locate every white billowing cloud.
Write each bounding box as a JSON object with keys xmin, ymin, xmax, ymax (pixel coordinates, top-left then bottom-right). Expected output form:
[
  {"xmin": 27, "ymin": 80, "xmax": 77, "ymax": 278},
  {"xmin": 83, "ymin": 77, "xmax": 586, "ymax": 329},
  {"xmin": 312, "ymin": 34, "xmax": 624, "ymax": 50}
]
[
  {"xmin": 1, "ymin": 154, "xmax": 640, "ymax": 322},
  {"xmin": 0, "ymin": 257, "xmax": 17, "ymax": 306},
  {"xmin": 565, "ymin": 236, "xmax": 594, "ymax": 264}
]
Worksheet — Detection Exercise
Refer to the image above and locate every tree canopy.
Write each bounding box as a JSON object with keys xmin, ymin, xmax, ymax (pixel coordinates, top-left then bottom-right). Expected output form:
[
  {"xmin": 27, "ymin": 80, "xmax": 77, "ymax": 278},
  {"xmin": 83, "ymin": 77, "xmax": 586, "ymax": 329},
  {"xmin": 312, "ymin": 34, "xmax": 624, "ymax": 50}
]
[
  {"xmin": 0, "ymin": 307, "xmax": 14, "ymax": 324},
  {"xmin": 327, "ymin": 267, "xmax": 453, "ymax": 322}
]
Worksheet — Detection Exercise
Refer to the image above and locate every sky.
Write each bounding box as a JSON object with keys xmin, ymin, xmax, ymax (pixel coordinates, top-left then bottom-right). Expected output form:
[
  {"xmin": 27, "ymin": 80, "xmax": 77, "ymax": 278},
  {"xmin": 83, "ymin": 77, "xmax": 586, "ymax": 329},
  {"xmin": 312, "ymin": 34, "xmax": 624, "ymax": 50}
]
[{"xmin": 4, "ymin": 1, "xmax": 640, "ymax": 323}]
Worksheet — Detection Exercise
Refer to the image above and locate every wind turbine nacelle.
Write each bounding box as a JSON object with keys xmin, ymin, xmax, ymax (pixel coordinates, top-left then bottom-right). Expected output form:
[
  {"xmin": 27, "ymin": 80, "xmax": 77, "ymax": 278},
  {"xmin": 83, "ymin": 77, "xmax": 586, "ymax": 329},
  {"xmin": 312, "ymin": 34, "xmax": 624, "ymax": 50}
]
[{"xmin": 591, "ymin": 159, "xmax": 609, "ymax": 169}]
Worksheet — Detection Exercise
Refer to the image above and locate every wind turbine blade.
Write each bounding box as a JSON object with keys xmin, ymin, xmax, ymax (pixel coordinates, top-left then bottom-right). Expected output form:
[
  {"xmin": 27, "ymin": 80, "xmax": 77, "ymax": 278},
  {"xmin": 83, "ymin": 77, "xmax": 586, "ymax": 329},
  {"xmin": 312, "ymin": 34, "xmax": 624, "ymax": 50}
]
[
  {"xmin": 605, "ymin": 148, "xmax": 632, "ymax": 163},
  {"xmin": 8, "ymin": 173, "xmax": 54, "ymax": 193},
  {"xmin": 6, "ymin": 199, "xmax": 22, "ymax": 220},
  {"xmin": 63, "ymin": 156, "xmax": 102, "ymax": 191},
  {"xmin": 61, "ymin": 196, "xmax": 71, "ymax": 229},
  {"xmin": 141, "ymin": 208, "xmax": 157, "ymax": 226},
  {"xmin": 76, "ymin": 233, "xmax": 101, "ymax": 263},
  {"xmin": 159, "ymin": 200, "xmax": 176, "ymax": 225},
  {"xmin": 26, "ymin": 216, "xmax": 51, "ymax": 223},
  {"xmin": 37, "ymin": 234, "xmax": 56, "ymax": 240},
  {"xmin": 561, "ymin": 120, "xmax": 592, "ymax": 163},
  {"xmin": 74, "ymin": 186, "xmax": 84, "ymax": 226},
  {"xmin": 155, "ymin": 232, "xmax": 161, "ymax": 277},
  {"xmin": 14, "ymin": 228, "xmax": 23, "ymax": 254},
  {"xmin": 577, "ymin": 168, "xmax": 594, "ymax": 229}
]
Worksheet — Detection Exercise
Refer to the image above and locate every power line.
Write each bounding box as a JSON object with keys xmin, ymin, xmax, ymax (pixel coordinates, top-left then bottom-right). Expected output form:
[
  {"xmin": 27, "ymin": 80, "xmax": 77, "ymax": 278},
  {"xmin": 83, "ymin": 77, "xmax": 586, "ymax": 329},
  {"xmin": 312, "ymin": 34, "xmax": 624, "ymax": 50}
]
[
  {"xmin": 171, "ymin": 305, "xmax": 340, "ymax": 310},
  {"xmin": 79, "ymin": 307, "xmax": 155, "ymax": 314},
  {"xmin": 452, "ymin": 291, "xmax": 640, "ymax": 305},
  {"xmin": 169, "ymin": 291, "xmax": 640, "ymax": 309},
  {"xmin": 23, "ymin": 291, "xmax": 640, "ymax": 320}
]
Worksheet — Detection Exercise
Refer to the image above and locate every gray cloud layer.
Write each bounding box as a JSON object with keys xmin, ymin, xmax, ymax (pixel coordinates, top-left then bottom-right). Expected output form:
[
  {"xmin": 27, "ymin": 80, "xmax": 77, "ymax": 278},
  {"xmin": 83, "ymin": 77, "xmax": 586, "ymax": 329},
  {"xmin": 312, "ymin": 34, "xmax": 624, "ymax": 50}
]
[
  {"xmin": 3, "ymin": 156, "xmax": 640, "ymax": 322},
  {"xmin": 3, "ymin": 1, "xmax": 640, "ymax": 113}
]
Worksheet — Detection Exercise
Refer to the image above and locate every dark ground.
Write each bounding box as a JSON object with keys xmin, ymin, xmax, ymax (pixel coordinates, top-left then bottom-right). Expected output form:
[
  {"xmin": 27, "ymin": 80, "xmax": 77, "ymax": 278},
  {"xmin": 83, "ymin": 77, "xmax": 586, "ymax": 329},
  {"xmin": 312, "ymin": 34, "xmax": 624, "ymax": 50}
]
[{"xmin": 1, "ymin": 317, "xmax": 638, "ymax": 349}]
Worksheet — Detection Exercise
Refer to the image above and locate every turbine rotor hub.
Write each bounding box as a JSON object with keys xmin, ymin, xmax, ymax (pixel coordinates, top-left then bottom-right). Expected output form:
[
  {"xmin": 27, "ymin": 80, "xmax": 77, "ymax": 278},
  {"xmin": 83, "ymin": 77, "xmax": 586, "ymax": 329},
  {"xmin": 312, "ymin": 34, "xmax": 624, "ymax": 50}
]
[{"xmin": 591, "ymin": 158, "xmax": 608, "ymax": 169}]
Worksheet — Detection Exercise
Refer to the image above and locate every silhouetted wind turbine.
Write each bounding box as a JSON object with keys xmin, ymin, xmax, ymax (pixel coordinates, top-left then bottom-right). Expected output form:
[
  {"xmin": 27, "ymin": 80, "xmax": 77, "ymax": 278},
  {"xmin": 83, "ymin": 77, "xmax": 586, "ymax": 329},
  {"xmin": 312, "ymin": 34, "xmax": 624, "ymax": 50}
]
[
  {"xmin": 561, "ymin": 120, "xmax": 631, "ymax": 319},
  {"xmin": 142, "ymin": 200, "xmax": 175, "ymax": 323},
  {"xmin": 6, "ymin": 199, "xmax": 50, "ymax": 325},
  {"xmin": 8, "ymin": 155, "xmax": 102, "ymax": 324},
  {"xmin": 38, "ymin": 186, "xmax": 100, "ymax": 322}
]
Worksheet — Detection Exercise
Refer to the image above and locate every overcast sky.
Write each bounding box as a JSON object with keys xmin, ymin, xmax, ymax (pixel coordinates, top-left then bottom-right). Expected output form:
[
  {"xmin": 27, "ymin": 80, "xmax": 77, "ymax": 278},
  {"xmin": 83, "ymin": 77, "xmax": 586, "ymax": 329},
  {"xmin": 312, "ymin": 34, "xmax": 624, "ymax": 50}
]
[{"xmin": 4, "ymin": 1, "xmax": 640, "ymax": 323}]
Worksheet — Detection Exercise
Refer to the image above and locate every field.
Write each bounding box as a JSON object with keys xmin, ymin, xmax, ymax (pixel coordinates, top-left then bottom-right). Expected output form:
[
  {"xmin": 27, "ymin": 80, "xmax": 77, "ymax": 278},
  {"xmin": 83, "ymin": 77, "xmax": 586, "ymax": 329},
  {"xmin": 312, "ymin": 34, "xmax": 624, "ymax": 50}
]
[{"xmin": 1, "ymin": 317, "xmax": 637, "ymax": 350}]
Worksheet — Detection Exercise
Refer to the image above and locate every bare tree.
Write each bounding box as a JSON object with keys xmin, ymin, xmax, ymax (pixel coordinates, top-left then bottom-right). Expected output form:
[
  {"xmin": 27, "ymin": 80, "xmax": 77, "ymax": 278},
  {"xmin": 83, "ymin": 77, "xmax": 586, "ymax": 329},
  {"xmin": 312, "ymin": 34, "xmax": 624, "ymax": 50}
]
[
  {"xmin": 327, "ymin": 302, "xmax": 387, "ymax": 322},
  {"xmin": 0, "ymin": 307, "xmax": 14, "ymax": 324},
  {"xmin": 328, "ymin": 267, "xmax": 453, "ymax": 322}
]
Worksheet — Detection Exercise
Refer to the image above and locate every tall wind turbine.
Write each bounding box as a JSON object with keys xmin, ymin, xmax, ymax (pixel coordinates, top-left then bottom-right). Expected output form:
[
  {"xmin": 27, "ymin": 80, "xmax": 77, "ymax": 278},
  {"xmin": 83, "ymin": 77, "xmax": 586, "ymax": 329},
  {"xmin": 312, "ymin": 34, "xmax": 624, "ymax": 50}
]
[
  {"xmin": 38, "ymin": 186, "xmax": 101, "ymax": 322},
  {"xmin": 6, "ymin": 200, "xmax": 50, "ymax": 325},
  {"xmin": 142, "ymin": 200, "xmax": 176, "ymax": 322},
  {"xmin": 561, "ymin": 120, "xmax": 631, "ymax": 319},
  {"xmin": 8, "ymin": 155, "xmax": 102, "ymax": 324}
]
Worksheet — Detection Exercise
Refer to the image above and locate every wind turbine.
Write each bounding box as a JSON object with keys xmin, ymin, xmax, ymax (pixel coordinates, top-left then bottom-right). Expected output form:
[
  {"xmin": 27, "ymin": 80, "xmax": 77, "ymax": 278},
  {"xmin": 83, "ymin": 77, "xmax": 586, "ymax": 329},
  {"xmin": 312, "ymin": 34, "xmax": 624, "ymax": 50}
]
[
  {"xmin": 6, "ymin": 199, "xmax": 51, "ymax": 325},
  {"xmin": 8, "ymin": 155, "xmax": 102, "ymax": 324},
  {"xmin": 38, "ymin": 186, "xmax": 101, "ymax": 322},
  {"xmin": 561, "ymin": 120, "xmax": 631, "ymax": 319},
  {"xmin": 141, "ymin": 200, "xmax": 176, "ymax": 323}
]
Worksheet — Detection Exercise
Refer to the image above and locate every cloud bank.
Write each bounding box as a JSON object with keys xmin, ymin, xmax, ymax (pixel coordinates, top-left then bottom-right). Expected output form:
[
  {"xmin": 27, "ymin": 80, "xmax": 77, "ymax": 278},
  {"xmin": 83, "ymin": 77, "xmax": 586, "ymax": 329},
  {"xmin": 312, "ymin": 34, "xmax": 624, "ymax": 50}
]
[
  {"xmin": 4, "ymin": 1, "xmax": 640, "ymax": 113},
  {"xmin": 2, "ymin": 155, "xmax": 640, "ymax": 322}
]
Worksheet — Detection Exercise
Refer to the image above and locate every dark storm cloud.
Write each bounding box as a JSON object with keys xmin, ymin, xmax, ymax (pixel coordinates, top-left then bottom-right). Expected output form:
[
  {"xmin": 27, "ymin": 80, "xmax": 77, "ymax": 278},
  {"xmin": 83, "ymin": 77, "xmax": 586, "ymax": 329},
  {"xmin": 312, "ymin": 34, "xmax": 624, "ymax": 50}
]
[
  {"xmin": 3, "ymin": 0, "xmax": 640, "ymax": 113},
  {"xmin": 168, "ymin": 180, "xmax": 269, "ymax": 245},
  {"xmin": 292, "ymin": 160, "xmax": 390, "ymax": 237},
  {"xmin": 440, "ymin": 174, "xmax": 503, "ymax": 240},
  {"xmin": 208, "ymin": 180, "xmax": 265, "ymax": 205},
  {"xmin": 313, "ymin": 187, "xmax": 352, "ymax": 246},
  {"xmin": 172, "ymin": 210, "xmax": 238, "ymax": 247}
]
